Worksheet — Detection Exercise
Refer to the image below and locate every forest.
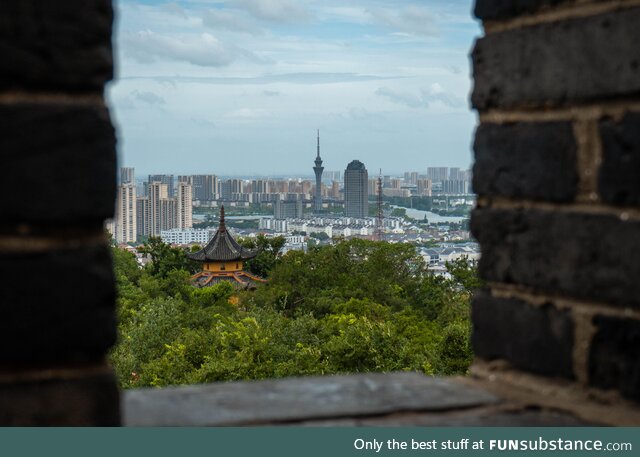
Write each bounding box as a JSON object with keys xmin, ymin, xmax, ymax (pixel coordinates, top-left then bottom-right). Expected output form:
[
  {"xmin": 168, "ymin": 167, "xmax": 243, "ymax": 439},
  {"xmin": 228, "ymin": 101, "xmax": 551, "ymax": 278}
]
[{"xmin": 110, "ymin": 236, "xmax": 479, "ymax": 388}]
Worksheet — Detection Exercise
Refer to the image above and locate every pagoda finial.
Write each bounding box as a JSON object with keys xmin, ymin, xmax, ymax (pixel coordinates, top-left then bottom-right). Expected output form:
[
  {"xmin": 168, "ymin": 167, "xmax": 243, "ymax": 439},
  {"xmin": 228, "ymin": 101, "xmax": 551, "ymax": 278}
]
[
  {"xmin": 219, "ymin": 205, "xmax": 226, "ymax": 233},
  {"xmin": 317, "ymin": 129, "xmax": 320, "ymax": 158}
]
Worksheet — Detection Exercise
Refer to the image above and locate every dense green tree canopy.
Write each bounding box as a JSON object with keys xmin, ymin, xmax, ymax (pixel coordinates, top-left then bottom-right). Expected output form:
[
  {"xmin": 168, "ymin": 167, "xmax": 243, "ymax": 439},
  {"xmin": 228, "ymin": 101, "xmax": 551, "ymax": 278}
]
[{"xmin": 110, "ymin": 238, "xmax": 478, "ymax": 389}]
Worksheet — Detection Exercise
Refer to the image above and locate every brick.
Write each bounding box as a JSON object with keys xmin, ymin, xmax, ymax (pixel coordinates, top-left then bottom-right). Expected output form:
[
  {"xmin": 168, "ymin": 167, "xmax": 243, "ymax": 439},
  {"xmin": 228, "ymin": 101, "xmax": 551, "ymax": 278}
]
[
  {"xmin": 0, "ymin": 371, "xmax": 120, "ymax": 425},
  {"xmin": 472, "ymin": 290, "xmax": 574, "ymax": 378},
  {"xmin": 474, "ymin": 0, "xmax": 565, "ymax": 21},
  {"xmin": 471, "ymin": 208, "xmax": 640, "ymax": 308},
  {"xmin": 0, "ymin": 104, "xmax": 116, "ymax": 225},
  {"xmin": 0, "ymin": 1, "xmax": 113, "ymax": 91},
  {"xmin": 598, "ymin": 112, "xmax": 640, "ymax": 206},
  {"xmin": 472, "ymin": 8, "xmax": 640, "ymax": 109},
  {"xmin": 589, "ymin": 315, "xmax": 640, "ymax": 402},
  {"xmin": 0, "ymin": 245, "xmax": 116, "ymax": 363},
  {"xmin": 473, "ymin": 121, "xmax": 578, "ymax": 201}
]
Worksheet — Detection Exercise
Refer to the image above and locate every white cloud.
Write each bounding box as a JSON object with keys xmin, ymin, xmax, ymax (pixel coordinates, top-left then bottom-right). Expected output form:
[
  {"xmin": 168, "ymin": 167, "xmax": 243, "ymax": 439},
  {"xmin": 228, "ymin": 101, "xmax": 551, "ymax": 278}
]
[
  {"xmin": 376, "ymin": 83, "xmax": 464, "ymax": 109},
  {"xmin": 225, "ymin": 107, "xmax": 271, "ymax": 119},
  {"xmin": 132, "ymin": 90, "xmax": 166, "ymax": 105},
  {"xmin": 161, "ymin": 2, "xmax": 188, "ymax": 19},
  {"xmin": 235, "ymin": 0, "xmax": 312, "ymax": 23},
  {"xmin": 202, "ymin": 8, "xmax": 263, "ymax": 35},
  {"xmin": 422, "ymin": 83, "xmax": 465, "ymax": 108},
  {"xmin": 375, "ymin": 87, "xmax": 425, "ymax": 108},
  {"xmin": 368, "ymin": 6, "xmax": 439, "ymax": 36},
  {"xmin": 122, "ymin": 30, "xmax": 245, "ymax": 67}
]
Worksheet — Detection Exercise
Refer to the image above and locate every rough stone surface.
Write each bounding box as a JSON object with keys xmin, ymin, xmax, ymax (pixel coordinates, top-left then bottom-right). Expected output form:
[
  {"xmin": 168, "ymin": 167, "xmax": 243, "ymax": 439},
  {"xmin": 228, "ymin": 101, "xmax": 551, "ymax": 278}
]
[
  {"xmin": 471, "ymin": 208, "xmax": 640, "ymax": 308},
  {"xmin": 0, "ymin": 245, "xmax": 116, "ymax": 363},
  {"xmin": 472, "ymin": 8, "xmax": 640, "ymax": 109},
  {"xmin": 123, "ymin": 373, "xmax": 499, "ymax": 426},
  {"xmin": 472, "ymin": 291, "xmax": 574, "ymax": 378},
  {"xmin": 0, "ymin": 1, "xmax": 113, "ymax": 90},
  {"xmin": 473, "ymin": 121, "xmax": 578, "ymax": 201},
  {"xmin": 0, "ymin": 371, "xmax": 120, "ymax": 426},
  {"xmin": 589, "ymin": 315, "xmax": 640, "ymax": 402},
  {"xmin": 0, "ymin": 104, "xmax": 116, "ymax": 224},
  {"xmin": 599, "ymin": 112, "xmax": 640, "ymax": 206},
  {"xmin": 474, "ymin": 0, "xmax": 566, "ymax": 20}
]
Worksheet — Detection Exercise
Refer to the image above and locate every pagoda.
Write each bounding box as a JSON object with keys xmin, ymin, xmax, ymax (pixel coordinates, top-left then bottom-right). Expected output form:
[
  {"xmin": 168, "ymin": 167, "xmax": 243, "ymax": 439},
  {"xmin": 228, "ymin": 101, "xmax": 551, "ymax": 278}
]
[{"xmin": 187, "ymin": 206, "xmax": 266, "ymax": 288}]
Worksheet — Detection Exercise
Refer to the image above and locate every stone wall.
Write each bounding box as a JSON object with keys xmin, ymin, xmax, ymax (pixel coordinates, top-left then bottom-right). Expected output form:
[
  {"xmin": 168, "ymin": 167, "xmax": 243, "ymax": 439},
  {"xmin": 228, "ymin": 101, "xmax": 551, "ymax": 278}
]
[
  {"xmin": 471, "ymin": 0, "xmax": 640, "ymax": 403},
  {"xmin": 0, "ymin": 1, "xmax": 119, "ymax": 425}
]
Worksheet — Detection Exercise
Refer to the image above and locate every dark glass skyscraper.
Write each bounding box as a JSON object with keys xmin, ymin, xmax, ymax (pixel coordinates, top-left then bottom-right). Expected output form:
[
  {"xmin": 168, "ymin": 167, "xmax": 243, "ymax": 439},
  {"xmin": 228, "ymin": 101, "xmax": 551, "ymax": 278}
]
[
  {"xmin": 344, "ymin": 160, "xmax": 368, "ymax": 218},
  {"xmin": 313, "ymin": 130, "xmax": 324, "ymax": 214}
]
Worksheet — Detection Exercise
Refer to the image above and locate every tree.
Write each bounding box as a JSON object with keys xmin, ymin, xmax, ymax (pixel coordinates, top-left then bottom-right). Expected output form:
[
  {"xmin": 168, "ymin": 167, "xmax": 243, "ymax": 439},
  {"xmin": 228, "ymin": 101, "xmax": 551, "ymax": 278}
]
[
  {"xmin": 137, "ymin": 237, "xmax": 200, "ymax": 278},
  {"xmin": 239, "ymin": 235, "xmax": 285, "ymax": 277},
  {"xmin": 110, "ymin": 238, "xmax": 476, "ymax": 388}
]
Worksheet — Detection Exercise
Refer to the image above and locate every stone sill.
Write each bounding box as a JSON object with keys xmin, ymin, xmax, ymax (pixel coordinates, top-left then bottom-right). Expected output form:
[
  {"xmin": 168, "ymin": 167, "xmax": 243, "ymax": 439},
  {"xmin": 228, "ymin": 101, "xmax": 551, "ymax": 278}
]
[{"xmin": 123, "ymin": 372, "xmax": 589, "ymax": 426}]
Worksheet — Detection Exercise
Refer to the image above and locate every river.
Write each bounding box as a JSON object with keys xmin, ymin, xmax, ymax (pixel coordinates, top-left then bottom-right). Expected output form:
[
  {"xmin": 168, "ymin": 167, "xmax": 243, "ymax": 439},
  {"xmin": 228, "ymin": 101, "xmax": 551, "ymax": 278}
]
[{"xmin": 390, "ymin": 206, "xmax": 467, "ymax": 223}]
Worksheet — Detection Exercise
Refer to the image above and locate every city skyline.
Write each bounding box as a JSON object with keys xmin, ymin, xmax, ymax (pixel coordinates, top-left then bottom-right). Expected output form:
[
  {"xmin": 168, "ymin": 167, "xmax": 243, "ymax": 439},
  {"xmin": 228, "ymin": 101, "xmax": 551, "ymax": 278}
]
[{"xmin": 109, "ymin": 0, "xmax": 480, "ymax": 175}]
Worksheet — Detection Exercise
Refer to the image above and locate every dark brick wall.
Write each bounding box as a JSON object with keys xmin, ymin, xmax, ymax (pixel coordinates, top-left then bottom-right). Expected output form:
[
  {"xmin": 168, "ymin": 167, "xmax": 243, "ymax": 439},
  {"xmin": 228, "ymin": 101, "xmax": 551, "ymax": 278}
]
[
  {"xmin": 599, "ymin": 113, "xmax": 640, "ymax": 206},
  {"xmin": 472, "ymin": 291, "xmax": 574, "ymax": 378},
  {"xmin": 473, "ymin": 122, "xmax": 578, "ymax": 201},
  {"xmin": 472, "ymin": 8, "xmax": 640, "ymax": 109},
  {"xmin": 472, "ymin": 0, "xmax": 640, "ymax": 403},
  {"xmin": 0, "ymin": 1, "xmax": 119, "ymax": 424}
]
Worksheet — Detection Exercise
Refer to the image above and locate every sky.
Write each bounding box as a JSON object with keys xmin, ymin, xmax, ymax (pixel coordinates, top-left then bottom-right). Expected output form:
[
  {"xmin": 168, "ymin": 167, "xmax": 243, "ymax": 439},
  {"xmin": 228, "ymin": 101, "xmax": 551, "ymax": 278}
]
[{"xmin": 107, "ymin": 0, "xmax": 482, "ymax": 177}]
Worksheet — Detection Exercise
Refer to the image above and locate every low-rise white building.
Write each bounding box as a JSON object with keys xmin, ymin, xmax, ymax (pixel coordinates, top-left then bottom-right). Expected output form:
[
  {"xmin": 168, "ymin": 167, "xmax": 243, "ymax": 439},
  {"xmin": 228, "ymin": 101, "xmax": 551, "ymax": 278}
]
[{"xmin": 160, "ymin": 228, "xmax": 216, "ymax": 245}]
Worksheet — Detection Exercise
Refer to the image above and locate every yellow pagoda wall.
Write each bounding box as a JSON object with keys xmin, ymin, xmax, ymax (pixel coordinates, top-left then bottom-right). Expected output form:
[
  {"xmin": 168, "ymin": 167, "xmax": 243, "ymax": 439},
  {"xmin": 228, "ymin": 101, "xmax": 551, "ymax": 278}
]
[{"xmin": 203, "ymin": 261, "xmax": 243, "ymax": 273}]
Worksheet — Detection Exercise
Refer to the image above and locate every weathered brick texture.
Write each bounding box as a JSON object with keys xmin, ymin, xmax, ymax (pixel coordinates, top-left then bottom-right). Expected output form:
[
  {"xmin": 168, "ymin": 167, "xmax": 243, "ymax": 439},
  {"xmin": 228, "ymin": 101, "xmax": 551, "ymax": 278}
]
[
  {"xmin": 599, "ymin": 112, "xmax": 640, "ymax": 206},
  {"xmin": 0, "ymin": 0, "xmax": 118, "ymax": 424},
  {"xmin": 0, "ymin": 246, "xmax": 116, "ymax": 363},
  {"xmin": 472, "ymin": 8, "xmax": 640, "ymax": 109},
  {"xmin": 473, "ymin": 122, "xmax": 578, "ymax": 201},
  {"xmin": 589, "ymin": 315, "xmax": 640, "ymax": 401},
  {"xmin": 472, "ymin": 291, "xmax": 574, "ymax": 378},
  {"xmin": 474, "ymin": 0, "xmax": 566, "ymax": 20},
  {"xmin": 472, "ymin": 208, "xmax": 640, "ymax": 308},
  {"xmin": 0, "ymin": 104, "xmax": 116, "ymax": 224},
  {"xmin": 0, "ymin": 1, "xmax": 113, "ymax": 91}
]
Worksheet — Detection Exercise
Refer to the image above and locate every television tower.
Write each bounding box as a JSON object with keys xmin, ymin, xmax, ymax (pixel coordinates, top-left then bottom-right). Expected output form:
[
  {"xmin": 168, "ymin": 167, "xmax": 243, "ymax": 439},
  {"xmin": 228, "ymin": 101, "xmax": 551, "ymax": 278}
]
[{"xmin": 313, "ymin": 129, "xmax": 324, "ymax": 214}]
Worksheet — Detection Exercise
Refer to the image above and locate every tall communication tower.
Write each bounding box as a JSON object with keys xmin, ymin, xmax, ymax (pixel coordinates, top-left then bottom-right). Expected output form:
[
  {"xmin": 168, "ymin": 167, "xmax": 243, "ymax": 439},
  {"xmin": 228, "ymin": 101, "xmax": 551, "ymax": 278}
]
[{"xmin": 375, "ymin": 168, "xmax": 384, "ymax": 241}]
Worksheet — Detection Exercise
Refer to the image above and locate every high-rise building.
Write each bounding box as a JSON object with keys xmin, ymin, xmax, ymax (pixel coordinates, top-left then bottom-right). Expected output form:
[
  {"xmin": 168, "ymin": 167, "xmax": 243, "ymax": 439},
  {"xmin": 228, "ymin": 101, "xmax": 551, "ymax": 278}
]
[
  {"xmin": 220, "ymin": 179, "xmax": 244, "ymax": 201},
  {"xmin": 160, "ymin": 198, "xmax": 177, "ymax": 233},
  {"xmin": 331, "ymin": 180, "xmax": 340, "ymax": 199},
  {"xmin": 368, "ymin": 178, "xmax": 378, "ymax": 196},
  {"xmin": 416, "ymin": 178, "xmax": 433, "ymax": 196},
  {"xmin": 426, "ymin": 167, "xmax": 448, "ymax": 182},
  {"xmin": 389, "ymin": 178, "xmax": 402, "ymax": 189},
  {"xmin": 114, "ymin": 183, "xmax": 136, "ymax": 243},
  {"xmin": 403, "ymin": 171, "xmax": 419, "ymax": 185},
  {"xmin": 148, "ymin": 174, "xmax": 174, "ymax": 197},
  {"xmin": 251, "ymin": 179, "xmax": 269, "ymax": 194},
  {"xmin": 274, "ymin": 196, "xmax": 303, "ymax": 219},
  {"xmin": 313, "ymin": 130, "xmax": 324, "ymax": 213},
  {"xmin": 136, "ymin": 196, "xmax": 149, "ymax": 238},
  {"xmin": 449, "ymin": 167, "xmax": 462, "ymax": 181},
  {"xmin": 148, "ymin": 181, "xmax": 170, "ymax": 236},
  {"xmin": 325, "ymin": 171, "xmax": 341, "ymax": 182},
  {"xmin": 120, "ymin": 167, "xmax": 135, "ymax": 185},
  {"xmin": 441, "ymin": 180, "xmax": 470, "ymax": 195},
  {"xmin": 176, "ymin": 182, "xmax": 193, "ymax": 229},
  {"xmin": 191, "ymin": 175, "xmax": 219, "ymax": 202},
  {"xmin": 344, "ymin": 160, "xmax": 368, "ymax": 218}
]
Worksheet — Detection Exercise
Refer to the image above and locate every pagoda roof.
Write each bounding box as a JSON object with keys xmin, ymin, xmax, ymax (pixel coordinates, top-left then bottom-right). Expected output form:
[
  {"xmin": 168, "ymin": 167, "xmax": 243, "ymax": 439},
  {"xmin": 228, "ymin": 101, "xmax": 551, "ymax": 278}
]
[
  {"xmin": 186, "ymin": 206, "xmax": 259, "ymax": 262},
  {"xmin": 191, "ymin": 270, "xmax": 266, "ymax": 289}
]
